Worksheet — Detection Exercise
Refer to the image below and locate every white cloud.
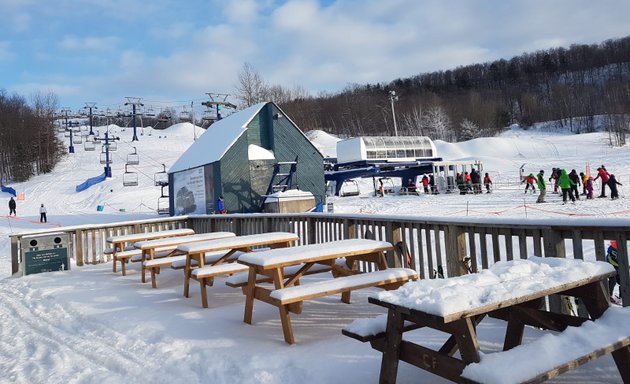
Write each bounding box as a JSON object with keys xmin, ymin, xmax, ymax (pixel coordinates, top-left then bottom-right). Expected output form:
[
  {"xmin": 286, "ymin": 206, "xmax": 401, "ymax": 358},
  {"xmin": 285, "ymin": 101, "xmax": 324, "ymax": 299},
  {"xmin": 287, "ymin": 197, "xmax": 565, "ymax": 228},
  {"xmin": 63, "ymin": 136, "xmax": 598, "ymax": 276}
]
[
  {"xmin": 223, "ymin": 0, "xmax": 260, "ymax": 23},
  {"xmin": 58, "ymin": 36, "xmax": 119, "ymax": 51},
  {"xmin": 0, "ymin": 42, "xmax": 15, "ymax": 61}
]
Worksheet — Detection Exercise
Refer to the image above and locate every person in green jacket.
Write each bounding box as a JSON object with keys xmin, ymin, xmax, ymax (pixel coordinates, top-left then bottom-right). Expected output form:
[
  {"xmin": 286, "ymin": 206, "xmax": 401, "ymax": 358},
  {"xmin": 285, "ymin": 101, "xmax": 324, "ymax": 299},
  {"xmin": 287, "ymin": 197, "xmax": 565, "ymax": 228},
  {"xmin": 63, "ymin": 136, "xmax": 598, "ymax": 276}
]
[
  {"xmin": 536, "ymin": 170, "xmax": 546, "ymax": 203},
  {"xmin": 558, "ymin": 168, "xmax": 575, "ymax": 204}
]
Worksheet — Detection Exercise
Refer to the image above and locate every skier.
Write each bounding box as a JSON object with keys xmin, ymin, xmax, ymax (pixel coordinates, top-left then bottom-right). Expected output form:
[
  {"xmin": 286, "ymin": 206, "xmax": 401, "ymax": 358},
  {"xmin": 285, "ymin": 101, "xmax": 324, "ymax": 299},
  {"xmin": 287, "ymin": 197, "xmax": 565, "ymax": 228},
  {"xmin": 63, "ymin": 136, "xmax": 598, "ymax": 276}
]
[
  {"xmin": 594, "ymin": 166, "xmax": 610, "ymax": 198},
  {"xmin": 39, "ymin": 204, "xmax": 47, "ymax": 223},
  {"xmin": 558, "ymin": 169, "xmax": 575, "ymax": 204},
  {"xmin": 536, "ymin": 170, "xmax": 547, "ymax": 203},
  {"xmin": 606, "ymin": 240, "xmax": 621, "ymax": 303},
  {"xmin": 421, "ymin": 175, "xmax": 429, "ymax": 194},
  {"xmin": 8, "ymin": 197, "xmax": 16, "ymax": 216},
  {"xmin": 608, "ymin": 174, "xmax": 623, "ymax": 200},
  {"xmin": 580, "ymin": 172, "xmax": 588, "ymax": 195},
  {"xmin": 568, "ymin": 169, "xmax": 581, "ymax": 201},
  {"xmin": 548, "ymin": 168, "xmax": 559, "ymax": 194},
  {"xmin": 470, "ymin": 169, "xmax": 481, "ymax": 194},
  {"xmin": 429, "ymin": 174, "xmax": 436, "ymax": 194},
  {"xmin": 483, "ymin": 173, "xmax": 492, "ymax": 193},
  {"xmin": 585, "ymin": 176, "xmax": 594, "ymax": 199},
  {"xmin": 522, "ymin": 173, "xmax": 537, "ymax": 194}
]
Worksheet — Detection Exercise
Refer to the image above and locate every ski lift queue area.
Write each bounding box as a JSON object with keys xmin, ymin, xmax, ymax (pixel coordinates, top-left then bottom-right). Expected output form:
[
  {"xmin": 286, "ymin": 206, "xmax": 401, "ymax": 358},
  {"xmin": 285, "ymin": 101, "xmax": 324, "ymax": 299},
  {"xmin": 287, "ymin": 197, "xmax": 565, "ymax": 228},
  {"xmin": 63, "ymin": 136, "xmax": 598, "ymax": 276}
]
[{"xmin": 326, "ymin": 159, "xmax": 484, "ymax": 197}]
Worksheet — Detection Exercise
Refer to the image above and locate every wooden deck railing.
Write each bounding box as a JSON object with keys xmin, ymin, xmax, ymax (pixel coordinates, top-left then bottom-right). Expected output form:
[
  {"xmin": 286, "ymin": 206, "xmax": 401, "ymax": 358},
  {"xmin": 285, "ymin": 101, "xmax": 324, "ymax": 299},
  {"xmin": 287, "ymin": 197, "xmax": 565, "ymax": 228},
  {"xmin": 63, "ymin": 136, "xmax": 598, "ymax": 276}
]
[{"xmin": 9, "ymin": 213, "xmax": 629, "ymax": 305}]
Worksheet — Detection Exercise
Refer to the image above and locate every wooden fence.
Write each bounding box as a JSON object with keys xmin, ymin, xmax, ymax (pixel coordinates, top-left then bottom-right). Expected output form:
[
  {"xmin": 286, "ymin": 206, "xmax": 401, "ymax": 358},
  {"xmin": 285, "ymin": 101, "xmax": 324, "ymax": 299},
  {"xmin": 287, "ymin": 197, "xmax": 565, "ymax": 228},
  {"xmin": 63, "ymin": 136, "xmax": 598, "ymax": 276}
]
[{"xmin": 9, "ymin": 213, "xmax": 630, "ymax": 305}]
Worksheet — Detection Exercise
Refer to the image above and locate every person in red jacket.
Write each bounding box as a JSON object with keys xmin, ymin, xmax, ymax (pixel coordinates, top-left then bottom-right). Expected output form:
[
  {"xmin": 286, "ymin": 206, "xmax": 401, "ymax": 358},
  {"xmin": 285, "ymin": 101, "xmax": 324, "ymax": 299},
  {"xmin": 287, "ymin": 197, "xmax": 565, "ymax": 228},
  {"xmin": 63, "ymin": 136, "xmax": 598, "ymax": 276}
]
[
  {"xmin": 421, "ymin": 175, "xmax": 430, "ymax": 194},
  {"xmin": 483, "ymin": 173, "xmax": 492, "ymax": 193},
  {"xmin": 522, "ymin": 173, "xmax": 537, "ymax": 193},
  {"xmin": 594, "ymin": 166, "xmax": 610, "ymax": 198}
]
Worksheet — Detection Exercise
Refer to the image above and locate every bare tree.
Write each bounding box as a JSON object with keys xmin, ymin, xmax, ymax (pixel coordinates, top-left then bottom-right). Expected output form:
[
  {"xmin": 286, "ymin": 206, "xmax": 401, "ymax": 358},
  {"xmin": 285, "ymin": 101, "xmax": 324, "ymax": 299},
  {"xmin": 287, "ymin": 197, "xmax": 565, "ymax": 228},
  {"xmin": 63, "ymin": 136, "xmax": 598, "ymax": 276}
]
[{"xmin": 234, "ymin": 62, "xmax": 268, "ymax": 108}]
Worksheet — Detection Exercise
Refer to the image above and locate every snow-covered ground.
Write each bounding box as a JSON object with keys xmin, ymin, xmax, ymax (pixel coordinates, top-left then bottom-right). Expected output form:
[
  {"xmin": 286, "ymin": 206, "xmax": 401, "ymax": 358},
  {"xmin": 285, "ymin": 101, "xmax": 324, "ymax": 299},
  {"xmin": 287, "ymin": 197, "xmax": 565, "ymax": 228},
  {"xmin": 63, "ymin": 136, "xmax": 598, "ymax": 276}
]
[{"xmin": 1, "ymin": 123, "xmax": 629, "ymax": 383}]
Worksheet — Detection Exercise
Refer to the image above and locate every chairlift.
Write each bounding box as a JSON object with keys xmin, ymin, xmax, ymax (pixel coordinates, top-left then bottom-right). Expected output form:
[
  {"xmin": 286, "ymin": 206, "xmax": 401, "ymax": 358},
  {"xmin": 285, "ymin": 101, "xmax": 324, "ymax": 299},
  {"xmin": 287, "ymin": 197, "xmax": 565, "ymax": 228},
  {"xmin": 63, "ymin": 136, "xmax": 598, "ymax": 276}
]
[
  {"xmin": 72, "ymin": 134, "xmax": 83, "ymax": 144},
  {"xmin": 64, "ymin": 130, "xmax": 71, "ymax": 137},
  {"xmin": 340, "ymin": 179, "xmax": 360, "ymax": 197},
  {"xmin": 157, "ymin": 185, "xmax": 170, "ymax": 215},
  {"xmin": 84, "ymin": 140, "xmax": 95, "ymax": 151},
  {"xmin": 127, "ymin": 146, "xmax": 139, "ymax": 165},
  {"xmin": 107, "ymin": 140, "xmax": 118, "ymax": 151},
  {"xmin": 157, "ymin": 110, "xmax": 171, "ymax": 122},
  {"xmin": 145, "ymin": 107, "xmax": 156, "ymax": 117},
  {"xmin": 123, "ymin": 164, "xmax": 138, "ymax": 187},
  {"xmin": 179, "ymin": 107, "xmax": 190, "ymax": 121},
  {"xmin": 154, "ymin": 163, "xmax": 168, "ymax": 186},
  {"xmin": 100, "ymin": 152, "xmax": 112, "ymax": 164},
  {"xmin": 378, "ymin": 177, "xmax": 395, "ymax": 194}
]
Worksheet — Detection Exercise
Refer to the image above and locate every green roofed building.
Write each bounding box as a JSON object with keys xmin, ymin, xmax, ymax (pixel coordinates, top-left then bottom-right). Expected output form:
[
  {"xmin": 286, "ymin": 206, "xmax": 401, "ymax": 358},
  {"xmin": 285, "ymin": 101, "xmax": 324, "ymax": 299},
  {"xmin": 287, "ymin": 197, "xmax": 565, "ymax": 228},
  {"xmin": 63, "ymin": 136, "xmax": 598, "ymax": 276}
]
[{"xmin": 168, "ymin": 102, "xmax": 324, "ymax": 214}]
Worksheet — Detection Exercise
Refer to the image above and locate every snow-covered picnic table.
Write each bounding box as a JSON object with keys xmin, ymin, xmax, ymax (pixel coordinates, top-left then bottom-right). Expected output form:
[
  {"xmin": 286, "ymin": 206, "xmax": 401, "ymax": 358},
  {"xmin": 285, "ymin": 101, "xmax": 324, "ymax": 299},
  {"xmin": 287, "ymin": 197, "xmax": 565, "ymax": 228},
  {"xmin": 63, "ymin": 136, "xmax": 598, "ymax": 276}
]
[
  {"xmin": 106, "ymin": 228, "xmax": 195, "ymax": 275},
  {"xmin": 175, "ymin": 232, "xmax": 299, "ymax": 308},
  {"xmin": 132, "ymin": 231, "xmax": 236, "ymax": 287},
  {"xmin": 236, "ymin": 238, "xmax": 418, "ymax": 344},
  {"xmin": 343, "ymin": 256, "xmax": 630, "ymax": 384}
]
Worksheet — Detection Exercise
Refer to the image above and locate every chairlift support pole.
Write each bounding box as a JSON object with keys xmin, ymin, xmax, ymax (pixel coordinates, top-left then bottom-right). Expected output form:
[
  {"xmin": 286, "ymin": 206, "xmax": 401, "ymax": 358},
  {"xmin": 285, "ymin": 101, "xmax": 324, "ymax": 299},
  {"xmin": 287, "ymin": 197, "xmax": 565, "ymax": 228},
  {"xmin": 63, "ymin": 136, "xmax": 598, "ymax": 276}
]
[
  {"xmin": 84, "ymin": 102, "xmax": 97, "ymax": 136},
  {"xmin": 61, "ymin": 108, "xmax": 75, "ymax": 153},
  {"xmin": 125, "ymin": 97, "xmax": 144, "ymax": 142}
]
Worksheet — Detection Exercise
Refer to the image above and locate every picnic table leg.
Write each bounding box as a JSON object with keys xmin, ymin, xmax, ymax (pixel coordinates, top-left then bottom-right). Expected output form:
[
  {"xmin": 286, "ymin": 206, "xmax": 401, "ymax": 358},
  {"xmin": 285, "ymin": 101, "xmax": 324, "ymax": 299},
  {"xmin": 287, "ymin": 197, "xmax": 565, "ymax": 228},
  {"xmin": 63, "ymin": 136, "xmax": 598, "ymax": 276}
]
[
  {"xmin": 279, "ymin": 304, "xmax": 295, "ymax": 344},
  {"xmin": 112, "ymin": 255, "xmax": 117, "ymax": 273},
  {"xmin": 183, "ymin": 255, "xmax": 192, "ymax": 298},
  {"xmin": 151, "ymin": 267, "xmax": 158, "ymax": 289},
  {"xmin": 243, "ymin": 267, "xmax": 257, "ymax": 324},
  {"xmin": 503, "ymin": 309, "xmax": 526, "ymax": 351},
  {"xmin": 121, "ymin": 258, "xmax": 127, "ymax": 276},
  {"xmin": 611, "ymin": 346, "xmax": 630, "ymax": 382},
  {"xmin": 200, "ymin": 278, "xmax": 209, "ymax": 308},
  {"xmin": 379, "ymin": 308, "xmax": 405, "ymax": 384}
]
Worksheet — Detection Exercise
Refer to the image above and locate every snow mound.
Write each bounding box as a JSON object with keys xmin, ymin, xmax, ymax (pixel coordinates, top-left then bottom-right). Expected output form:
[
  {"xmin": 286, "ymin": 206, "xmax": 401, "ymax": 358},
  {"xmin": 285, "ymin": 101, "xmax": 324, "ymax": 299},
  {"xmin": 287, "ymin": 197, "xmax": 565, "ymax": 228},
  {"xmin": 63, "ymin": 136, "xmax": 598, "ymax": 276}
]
[{"xmin": 305, "ymin": 130, "xmax": 340, "ymax": 157}]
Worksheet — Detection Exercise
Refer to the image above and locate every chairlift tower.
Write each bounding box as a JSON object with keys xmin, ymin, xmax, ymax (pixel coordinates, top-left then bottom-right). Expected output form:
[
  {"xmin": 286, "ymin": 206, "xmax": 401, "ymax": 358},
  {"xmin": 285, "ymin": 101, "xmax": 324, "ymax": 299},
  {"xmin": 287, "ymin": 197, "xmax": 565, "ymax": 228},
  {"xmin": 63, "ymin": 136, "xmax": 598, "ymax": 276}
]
[
  {"xmin": 61, "ymin": 108, "xmax": 75, "ymax": 153},
  {"xmin": 124, "ymin": 97, "xmax": 144, "ymax": 141},
  {"xmin": 94, "ymin": 130, "xmax": 120, "ymax": 178},
  {"xmin": 84, "ymin": 102, "xmax": 97, "ymax": 136},
  {"xmin": 202, "ymin": 92, "xmax": 237, "ymax": 122}
]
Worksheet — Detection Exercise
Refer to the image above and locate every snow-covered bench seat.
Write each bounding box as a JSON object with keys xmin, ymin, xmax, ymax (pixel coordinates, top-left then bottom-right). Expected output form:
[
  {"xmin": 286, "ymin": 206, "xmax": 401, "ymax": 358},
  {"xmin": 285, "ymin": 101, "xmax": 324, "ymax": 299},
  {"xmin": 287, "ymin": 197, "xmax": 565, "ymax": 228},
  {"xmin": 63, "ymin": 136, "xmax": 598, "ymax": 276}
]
[
  {"xmin": 461, "ymin": 305, "xmax": 630, "ymax": 384},
  {"xmin": 143, "ymin": 250, "xmax": 242, "ymax": 289},
  {"xmin": 113, "ymin": 247, "xmax": 173, "ymax": 276},
  {"xmin": 191, "ymin": 263, "xmax": 251, "ymax": 308}
]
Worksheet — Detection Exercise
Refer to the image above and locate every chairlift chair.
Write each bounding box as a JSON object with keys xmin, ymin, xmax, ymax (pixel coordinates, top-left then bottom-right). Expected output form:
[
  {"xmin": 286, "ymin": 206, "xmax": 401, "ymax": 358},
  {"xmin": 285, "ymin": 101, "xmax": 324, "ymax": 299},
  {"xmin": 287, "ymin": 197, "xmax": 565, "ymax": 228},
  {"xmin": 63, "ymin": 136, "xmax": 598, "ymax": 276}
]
[
  {"xmin": 154, "ymin": 164, "xmax": 168, "ymax": 186},
  {"xmin": 380, "ymin": 177, "xmax": 395, "ymax": 194},
  {"xmin": 157, "ymin": 185, "xmax": 169, "ymax": 214},
  {"xmin": 145, "ymin": 107, "xmax": 156, "ymax": 117},
  {"xmin": 72, "ymin": 134, "xmax": 83, "ymax": 144},
  {"xmin": 64, "ymin": 130, "xmax": 71, "ymax": 137},
  {"xmin": 108, "ymin": 140, "xmax": 118, "ymax": 151},
  {"xmin": 84, "ymin": 140, "xmax": 95, "ymax": 151},
  {"xmin": 99, "ymin": 152, "xmax": 112, "ymax": 164},
  {"xmin": 122, "ymin": 164, "xmax": 138, "ymax": 187},
  {"xmin": 127, "ymin": 146, "xmax": 139, "ymax": 165},
  {"xmin": 340, "ymin": 179, "xmax": 360, "ymax": 197},
  {"xmin": 157, "ymin": 110, "xmax": 171, "ymax": 123}
]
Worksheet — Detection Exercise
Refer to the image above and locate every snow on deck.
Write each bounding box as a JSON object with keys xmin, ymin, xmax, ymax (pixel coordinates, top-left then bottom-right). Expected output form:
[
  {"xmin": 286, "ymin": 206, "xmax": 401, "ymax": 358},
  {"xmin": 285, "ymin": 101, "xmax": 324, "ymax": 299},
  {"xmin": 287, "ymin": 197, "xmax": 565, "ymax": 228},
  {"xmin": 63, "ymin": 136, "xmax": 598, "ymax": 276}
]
[
  {"xmin": 105, "ymin": 228, "xmax": 194, "ymax": 242},
  {"xmin": 237, "ymin": 238, "xmax": 393, "ymax": 267},
  {"xmin": 373, "ymin": 256, "xmax": 614, "ymax": 317},
  {"xmin": 176, "ymin": 232, "xmax": 298, "ymax": 253}
]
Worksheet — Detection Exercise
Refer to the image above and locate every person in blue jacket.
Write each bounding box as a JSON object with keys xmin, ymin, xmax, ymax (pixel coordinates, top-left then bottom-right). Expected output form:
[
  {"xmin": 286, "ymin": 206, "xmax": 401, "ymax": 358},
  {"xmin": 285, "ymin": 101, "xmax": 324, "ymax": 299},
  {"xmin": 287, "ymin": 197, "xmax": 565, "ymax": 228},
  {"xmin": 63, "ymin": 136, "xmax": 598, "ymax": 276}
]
[{"xmin": 216, "ymin": 196, "xmax": 227, "ymax": 214}]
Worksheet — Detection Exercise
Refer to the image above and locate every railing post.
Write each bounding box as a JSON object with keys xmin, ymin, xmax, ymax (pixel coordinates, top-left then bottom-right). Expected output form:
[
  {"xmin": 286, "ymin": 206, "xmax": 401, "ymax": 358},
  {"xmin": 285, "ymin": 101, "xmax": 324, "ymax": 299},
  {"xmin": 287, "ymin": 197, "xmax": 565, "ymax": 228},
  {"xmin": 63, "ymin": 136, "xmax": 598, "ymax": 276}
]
[
  {"xmin": 616, "ymin": 234, "xmax": 630, "ymax": 307},
  {"xmin": 385, "ymin": 222, "xmax": 401, "ymax": 267},
  {"xmin": 75, "ymin": 230, "xmax": 84, "ymax": 266},
  {"xmin": 307, "ymin": 217, "xmax": 317, "ymax": 244},
  {"xmin": 544, "ymin": 228, "xmax": 567, "ymax": 313},
  {"xmin": 446, "ymin": 225, "xmax": 468, "ymax": 277},
  {"xmin": 11, "ymin": 235, "xmax": 19, "ymax": 275}
]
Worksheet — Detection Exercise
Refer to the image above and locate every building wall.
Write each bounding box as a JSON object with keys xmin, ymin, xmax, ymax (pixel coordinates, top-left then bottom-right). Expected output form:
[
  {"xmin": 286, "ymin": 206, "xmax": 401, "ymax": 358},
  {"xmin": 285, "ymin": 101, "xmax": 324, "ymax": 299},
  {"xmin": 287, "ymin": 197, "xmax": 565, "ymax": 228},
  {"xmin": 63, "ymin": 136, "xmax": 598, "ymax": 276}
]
[
  {"xmin": 219, "ymin": 134, "xmax": 252, "ymax": 212},
  {"xmin": 263, "ymin": 104, "xmax": 325, "ymax": 204}
]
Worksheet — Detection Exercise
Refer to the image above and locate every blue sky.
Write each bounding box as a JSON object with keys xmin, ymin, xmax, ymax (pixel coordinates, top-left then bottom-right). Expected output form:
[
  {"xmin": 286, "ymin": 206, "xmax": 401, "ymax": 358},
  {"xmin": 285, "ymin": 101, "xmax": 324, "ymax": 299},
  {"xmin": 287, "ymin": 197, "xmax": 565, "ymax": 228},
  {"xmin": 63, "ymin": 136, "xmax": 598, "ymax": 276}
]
[{"xmin": 1, "ymin": 0, "xmax": 630, "ymax": 114}]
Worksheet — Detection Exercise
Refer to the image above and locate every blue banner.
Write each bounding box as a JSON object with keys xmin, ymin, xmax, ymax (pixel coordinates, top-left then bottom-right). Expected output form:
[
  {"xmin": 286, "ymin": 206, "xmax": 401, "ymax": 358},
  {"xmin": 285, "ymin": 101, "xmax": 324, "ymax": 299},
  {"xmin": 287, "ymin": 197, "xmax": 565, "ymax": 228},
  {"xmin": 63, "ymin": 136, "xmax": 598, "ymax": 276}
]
[
  {"xmin": 1, "ymin": 185, "xmax": 17, "ymax": 197},
  {"xmin": 76, "ymin": 173, "xmax": 107, "ymax": 192}
]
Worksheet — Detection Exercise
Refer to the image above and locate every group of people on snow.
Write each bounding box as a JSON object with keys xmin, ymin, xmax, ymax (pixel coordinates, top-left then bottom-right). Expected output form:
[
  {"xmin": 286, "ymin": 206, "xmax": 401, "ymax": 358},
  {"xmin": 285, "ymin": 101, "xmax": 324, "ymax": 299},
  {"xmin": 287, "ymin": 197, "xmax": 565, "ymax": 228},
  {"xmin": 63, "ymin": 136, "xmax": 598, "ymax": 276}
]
[
  {"xmin": 532, "ymin": 165, "xmax": 622, "ymax": 204},
  {"xmin": 6, "ymin": 197, "xmax": 47, "ymax": 222},
  {"xmin": 411, "ymin": 170, "xmax": 493, "ymax": 196}
]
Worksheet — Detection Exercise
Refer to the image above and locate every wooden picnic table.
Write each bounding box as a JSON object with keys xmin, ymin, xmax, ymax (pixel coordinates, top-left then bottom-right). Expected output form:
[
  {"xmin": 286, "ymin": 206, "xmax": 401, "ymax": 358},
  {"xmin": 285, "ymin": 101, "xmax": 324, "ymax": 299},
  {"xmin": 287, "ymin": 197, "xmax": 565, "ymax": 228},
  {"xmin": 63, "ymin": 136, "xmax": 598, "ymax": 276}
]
[
  {"xmin": 237, "ymin": 238, "xmax": 417, "ymax": 344},
  {"xmin": 348, "ymin": 257, "xmax": 630, "ymax": 384},
  {"xmin": 133, "ymin": 231, "xmax": 236, "ymax": 287},
  {"xmin": 107, "ymin": 228, "xmax": 195, "ymax": 275},
  {"xmin": 176, "ymin": 232, "xmax": 300, "ymax": 308}
]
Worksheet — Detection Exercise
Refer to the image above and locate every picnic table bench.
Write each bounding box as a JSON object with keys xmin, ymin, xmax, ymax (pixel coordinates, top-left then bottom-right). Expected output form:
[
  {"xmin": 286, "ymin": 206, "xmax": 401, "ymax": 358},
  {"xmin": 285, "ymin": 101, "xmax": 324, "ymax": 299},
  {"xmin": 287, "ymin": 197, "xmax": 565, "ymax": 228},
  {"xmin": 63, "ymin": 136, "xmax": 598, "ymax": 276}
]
[
  {"xmin": 133, "ymin": 231, "xmax": 236, "ymax": 288},
  {"xmin": 106, "ymin": 228, "xmax": 195, "ymax": 275},
  {"xmin": 176, "ymin": 232, "xmax": 299, "ymax": 308},
  {"xmin": 343, "ymin": 256, "xmax": 630, "ymax": 383},
  {"xmin": 236, "ymin": 238, "xmax": 418, "ymax": 344}
]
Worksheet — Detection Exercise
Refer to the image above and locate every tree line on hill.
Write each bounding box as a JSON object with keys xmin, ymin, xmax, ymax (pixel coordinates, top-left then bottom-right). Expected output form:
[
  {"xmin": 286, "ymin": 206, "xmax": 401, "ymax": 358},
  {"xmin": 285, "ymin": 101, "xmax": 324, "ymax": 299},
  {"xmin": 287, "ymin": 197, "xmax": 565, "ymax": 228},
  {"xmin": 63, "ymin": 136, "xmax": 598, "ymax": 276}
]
[
  {"xmin": 0, "ymin": 90, "xmax": 63, "ymax": 183},
  {"xmin": 235, "ymin": 36, "xmax": 630, "ymax": 146}
]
